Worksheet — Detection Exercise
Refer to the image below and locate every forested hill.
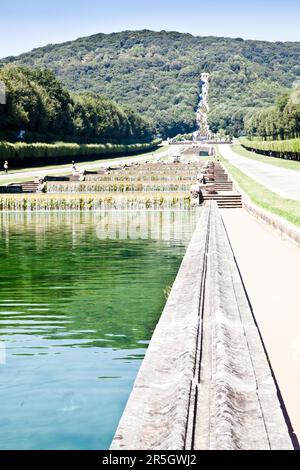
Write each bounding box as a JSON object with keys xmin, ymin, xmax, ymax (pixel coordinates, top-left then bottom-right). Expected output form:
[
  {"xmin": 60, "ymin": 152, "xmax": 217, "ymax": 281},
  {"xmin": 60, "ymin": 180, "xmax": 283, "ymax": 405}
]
[{"xmin": 2, "ymin": 30, "xmax": 300, "ymax": 137}]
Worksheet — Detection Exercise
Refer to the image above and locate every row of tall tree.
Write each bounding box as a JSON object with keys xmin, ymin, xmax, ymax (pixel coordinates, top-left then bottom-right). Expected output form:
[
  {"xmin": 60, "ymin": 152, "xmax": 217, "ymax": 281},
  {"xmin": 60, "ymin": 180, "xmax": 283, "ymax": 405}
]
[
  {"xmin": 0, "ymin": 66, "xmax": 154, "ymax": 142},
  {"xmin": 244, "ymin": 86, "xmax": 300, "ymax": 140}
]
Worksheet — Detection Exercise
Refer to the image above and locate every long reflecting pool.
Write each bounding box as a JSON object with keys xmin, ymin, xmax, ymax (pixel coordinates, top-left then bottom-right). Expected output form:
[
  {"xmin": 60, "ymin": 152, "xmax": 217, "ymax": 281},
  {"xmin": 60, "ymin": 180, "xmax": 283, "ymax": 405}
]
[{"xmin": 0, "ymin": 210, "xmax": 199, "ymax": 450}]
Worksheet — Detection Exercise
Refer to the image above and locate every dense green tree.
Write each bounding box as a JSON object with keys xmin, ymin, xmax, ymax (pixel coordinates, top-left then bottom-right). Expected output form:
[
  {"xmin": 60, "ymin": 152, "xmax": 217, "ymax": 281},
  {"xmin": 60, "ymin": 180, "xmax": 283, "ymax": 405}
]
[
  {"xmin": 244, "ymin": 86, "xmax": 300, "ymax": 139},
  {"xmin": 0, "ymin": 66, "xmax": 153, "ymax": 142}
]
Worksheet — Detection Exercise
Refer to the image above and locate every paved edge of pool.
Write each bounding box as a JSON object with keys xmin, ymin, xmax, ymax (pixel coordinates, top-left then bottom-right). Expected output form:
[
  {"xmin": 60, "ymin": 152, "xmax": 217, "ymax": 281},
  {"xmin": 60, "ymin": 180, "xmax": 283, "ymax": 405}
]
[{"xmin": 110, "ymin": 201, "xmax": 296, "ymax": 450}]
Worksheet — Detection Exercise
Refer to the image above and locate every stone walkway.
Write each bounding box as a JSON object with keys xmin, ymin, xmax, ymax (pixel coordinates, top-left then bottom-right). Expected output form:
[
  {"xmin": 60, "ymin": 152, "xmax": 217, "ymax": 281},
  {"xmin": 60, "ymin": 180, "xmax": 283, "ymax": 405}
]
[
  {"xmin": 222, "ymin": 208, "xmax": 300, "ymax": 441},
  {"xmin": 111, "ymin": 203, "xmax": 294, "ymax": 450},
  {"xmin": 219, "ymin": 145, "xmax": 300, "ymax": 201}
]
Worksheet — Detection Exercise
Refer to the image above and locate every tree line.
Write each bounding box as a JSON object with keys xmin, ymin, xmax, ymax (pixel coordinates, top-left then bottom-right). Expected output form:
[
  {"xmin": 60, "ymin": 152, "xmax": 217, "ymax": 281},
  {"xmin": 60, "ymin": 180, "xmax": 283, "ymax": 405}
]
[
  {"xmin": 0, "ymin": 66, "xmax": 154, "ymax": 143},
  {"xmin": 0, "ymin": 140, "xmax": 161, "ymax": 168},
  {"xmin": 244, "ymin": 86, "xmax": 300, "ymax": 140},
  {"xmin": 240, "ymin": 137, "xmax": 300, "ymax": 160}
]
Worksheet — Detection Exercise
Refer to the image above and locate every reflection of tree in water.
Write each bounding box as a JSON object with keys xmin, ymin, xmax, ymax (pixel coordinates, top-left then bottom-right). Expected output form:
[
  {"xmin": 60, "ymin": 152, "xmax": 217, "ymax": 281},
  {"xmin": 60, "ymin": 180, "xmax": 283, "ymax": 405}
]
[{"xmin": 0, "ymin": 211, "xmax": 196, "ymax": 351}]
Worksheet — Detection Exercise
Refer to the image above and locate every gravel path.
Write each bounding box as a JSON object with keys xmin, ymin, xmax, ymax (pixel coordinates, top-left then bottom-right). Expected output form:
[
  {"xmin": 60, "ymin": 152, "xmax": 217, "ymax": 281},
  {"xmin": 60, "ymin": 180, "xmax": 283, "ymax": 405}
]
[{"xmin": 219, "ymin": 145, "xmax": 300, "ymax": 201}]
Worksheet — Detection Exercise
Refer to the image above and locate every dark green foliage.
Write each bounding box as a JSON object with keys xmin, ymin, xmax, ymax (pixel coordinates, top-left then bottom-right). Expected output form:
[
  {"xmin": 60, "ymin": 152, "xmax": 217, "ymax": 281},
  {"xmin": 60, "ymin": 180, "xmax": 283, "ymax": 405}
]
[
  {"xmin": 244, "ymin": 86, "xmax": 300, "ymax": 139},
  {"xmin": 2, "ymin": 30, "xmax": 300, "ymax": 137},
  {"xmin": 0, "ymin": 66, "xmax": 154, "ymax": 142},
  {"xmin": 173, "ymin": 133, "xmax": 193, "ymax": 141},
  {"xmin": 240, "ymin": 137, "xmax": 300, "ymax": 158}
]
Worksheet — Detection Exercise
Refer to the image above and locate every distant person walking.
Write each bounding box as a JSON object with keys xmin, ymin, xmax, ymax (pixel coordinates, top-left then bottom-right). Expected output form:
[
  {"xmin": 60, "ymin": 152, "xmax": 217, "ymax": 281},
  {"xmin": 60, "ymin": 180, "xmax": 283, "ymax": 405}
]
[
  {"xmin": 72, "ymin": 161, "xmax": 77, "ymax": 176},
  {"xmin": 3, "ymin": 161, "xmax": 8, "ymax": 174}
]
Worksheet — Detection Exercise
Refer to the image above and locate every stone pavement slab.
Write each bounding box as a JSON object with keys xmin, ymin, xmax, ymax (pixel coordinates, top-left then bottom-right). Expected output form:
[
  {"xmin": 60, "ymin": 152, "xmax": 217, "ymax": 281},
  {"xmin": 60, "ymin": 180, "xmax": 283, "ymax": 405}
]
[{"xmin": 222, "ymin": 208, "xmax": 300, "ymax": 440}]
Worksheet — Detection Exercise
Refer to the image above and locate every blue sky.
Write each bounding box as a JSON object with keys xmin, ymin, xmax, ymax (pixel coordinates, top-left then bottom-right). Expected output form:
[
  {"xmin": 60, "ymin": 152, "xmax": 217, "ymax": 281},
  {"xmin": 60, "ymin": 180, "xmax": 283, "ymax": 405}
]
[{"xmin": 0, "ymin": 0, "xmax": 299, "ymax": 58}]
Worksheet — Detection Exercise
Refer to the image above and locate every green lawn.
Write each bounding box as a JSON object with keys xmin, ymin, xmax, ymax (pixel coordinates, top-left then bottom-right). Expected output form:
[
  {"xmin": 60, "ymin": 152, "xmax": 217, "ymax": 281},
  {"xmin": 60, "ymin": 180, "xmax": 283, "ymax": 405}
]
[
  {"xmin": 0, "ymin": 176, "xmax": 36, "ymax": 186},
  {"xmin": 219, "ymin": 155, "xmax": 300, "ymax": 227},
  {"xmin": 231, "ymin": 144, "xmax": 300, "ymax": 172},
  {"xmin": 0, "ymin": 145, "xmax": 168, "ymax": 186}
]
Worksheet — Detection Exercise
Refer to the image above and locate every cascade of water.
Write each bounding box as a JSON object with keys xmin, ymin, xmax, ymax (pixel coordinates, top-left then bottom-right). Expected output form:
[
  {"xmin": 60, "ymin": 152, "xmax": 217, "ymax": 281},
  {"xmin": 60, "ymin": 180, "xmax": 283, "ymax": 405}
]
[
  {"xmin": 0, "ymin": 193, "xmax": 193, "ymax": 211},
  {"xmin": 193, "ymin": 72, "xmax": 211, "ymax": 142}
]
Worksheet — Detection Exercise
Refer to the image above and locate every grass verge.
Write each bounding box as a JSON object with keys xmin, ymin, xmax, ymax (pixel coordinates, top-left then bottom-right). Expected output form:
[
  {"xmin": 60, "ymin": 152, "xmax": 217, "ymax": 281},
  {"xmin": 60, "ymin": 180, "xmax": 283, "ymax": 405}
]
[
  {"xmin": 219, "ymin": 155, "xmax": 300, "ymax": 227},
  {"xmin": 0, "ymin": 146, "xmax": 168, "ymax": 186},
  {"xmin": 232, "ymin": 144, "xmax": 300, "ymax": 172}
]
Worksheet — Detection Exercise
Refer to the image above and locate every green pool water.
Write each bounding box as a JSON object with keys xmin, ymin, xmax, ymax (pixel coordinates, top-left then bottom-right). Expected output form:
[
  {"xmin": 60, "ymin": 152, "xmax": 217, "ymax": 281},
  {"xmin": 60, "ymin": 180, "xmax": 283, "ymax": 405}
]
[{"xmin": 0, "ymin": 210, "xmax": 198, "ymax": 450}]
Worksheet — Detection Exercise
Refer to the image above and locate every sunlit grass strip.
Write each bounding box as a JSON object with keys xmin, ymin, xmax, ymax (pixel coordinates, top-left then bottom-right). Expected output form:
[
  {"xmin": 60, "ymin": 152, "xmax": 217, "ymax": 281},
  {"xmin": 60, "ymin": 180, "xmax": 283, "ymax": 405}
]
[
  {"xmin": 0, "ymin": 192, "xmax": 192, "ymax": 211},
  {"xmin": 240, "ymin": 137, "xmax": 300, "ymax": 157},
  {"xmin": 219, "ymin": 155, "xmax": 300, "ymax": 227},
  {"xmin": 0, "ymin": 139, "xmax": 161, "ymax": 162},
  {"xmin": 0, "ymin": 146, "xmax": 168, "ymax": 186},
  {"xmin": 231, "ymin": 144, "xmax": 300, "ymax": 172}
]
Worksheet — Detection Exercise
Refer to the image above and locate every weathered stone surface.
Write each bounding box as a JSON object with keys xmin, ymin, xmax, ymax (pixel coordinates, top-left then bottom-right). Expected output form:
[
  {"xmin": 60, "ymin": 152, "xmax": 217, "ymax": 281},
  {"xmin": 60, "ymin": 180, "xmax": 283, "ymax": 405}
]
[{"xmin": 110, "ymin": 201, "xmax": 294, "ymax": 450}]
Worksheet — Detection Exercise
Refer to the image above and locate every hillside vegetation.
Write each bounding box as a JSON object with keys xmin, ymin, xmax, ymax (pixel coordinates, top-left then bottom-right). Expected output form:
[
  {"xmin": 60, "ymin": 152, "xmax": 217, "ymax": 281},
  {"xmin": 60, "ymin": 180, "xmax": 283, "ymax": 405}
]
[
  {"xmin": 2, "ymin": 30, "xmax": 300, "ymax": 137},
  {"xmin": 244, "ymin": 86, "xmax": 300, "ymax": 140},
  {"xmin": 0, "ymin": 66, "xmax": 154, "ymax": 143}
]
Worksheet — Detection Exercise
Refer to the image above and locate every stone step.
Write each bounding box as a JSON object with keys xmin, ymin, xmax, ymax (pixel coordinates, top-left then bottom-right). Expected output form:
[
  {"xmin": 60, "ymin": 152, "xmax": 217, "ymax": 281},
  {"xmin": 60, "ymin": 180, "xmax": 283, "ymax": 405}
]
[
  {"xmin": 203, "ymin": 195, "xmax": 241, "ymax": 199},
  {"xmin": 213, "ymin": 188, "xmax": 233, "ymax": 191},
  {"xmin": 20, "ymin": 182, "xmax": 39, "ymax": 193},
  {"xmin": 214, "ymin": 185, "xmax": 233, "ymax": 190},
  {"xmin": 203, "ymin": 193, "xmax": 242, "ymax": 209},
  {"xmin": 217, "ymin": 203, "xmax": 243, "ymax": 208}
]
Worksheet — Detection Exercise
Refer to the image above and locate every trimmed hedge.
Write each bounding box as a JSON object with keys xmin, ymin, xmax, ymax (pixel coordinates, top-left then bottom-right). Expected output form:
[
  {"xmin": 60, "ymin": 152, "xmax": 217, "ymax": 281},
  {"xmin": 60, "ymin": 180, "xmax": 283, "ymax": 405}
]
[
  {"xmin": 240, "ymin": 137, "xmax": 300, "ymax": 160},
  {"xmin": 0, "ymin": 139, "xmax": 162, "ymax": 166}
]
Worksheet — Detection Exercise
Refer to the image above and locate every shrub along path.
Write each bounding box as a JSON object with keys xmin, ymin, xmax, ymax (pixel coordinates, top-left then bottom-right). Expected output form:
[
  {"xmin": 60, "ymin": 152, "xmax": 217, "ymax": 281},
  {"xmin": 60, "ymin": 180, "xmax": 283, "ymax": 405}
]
[
  {"xmin": 219, "ymin": 144, "xmax": 300, "ymax": 201},
  {"xmin": 231, "ymin": 144, "xmax": 300, "ymax": 173}
]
